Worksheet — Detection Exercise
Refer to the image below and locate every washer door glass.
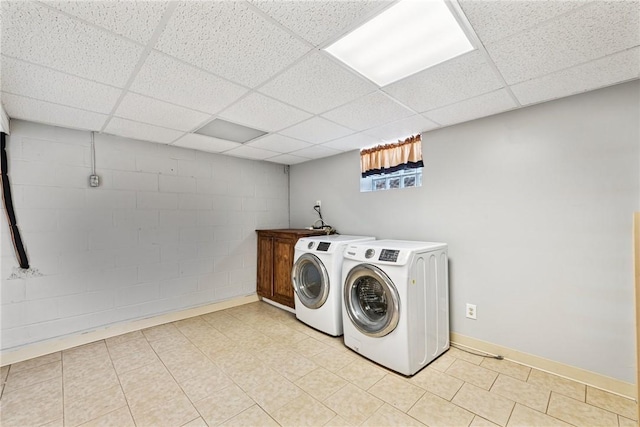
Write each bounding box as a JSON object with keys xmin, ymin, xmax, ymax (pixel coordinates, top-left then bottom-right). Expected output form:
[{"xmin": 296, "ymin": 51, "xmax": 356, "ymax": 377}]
[
  {"xmin": 344, "ymin": 264, "xmax": 400, "ymax": 337},
  {"xmin": 292, "ymin": 253, "xmax": 330, "ymax": 309}
]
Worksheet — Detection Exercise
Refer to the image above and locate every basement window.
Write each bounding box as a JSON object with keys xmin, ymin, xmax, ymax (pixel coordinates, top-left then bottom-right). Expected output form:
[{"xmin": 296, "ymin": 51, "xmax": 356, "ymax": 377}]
[{"xmin": 360, "ymin": 134, "xmax": 423, "ymax": 192}]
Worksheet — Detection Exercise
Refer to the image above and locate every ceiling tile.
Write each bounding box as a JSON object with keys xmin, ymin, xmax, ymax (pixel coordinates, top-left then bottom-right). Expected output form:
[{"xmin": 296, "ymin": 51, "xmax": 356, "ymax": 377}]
[
  {"xmin": 290, "ymin": 144, "xmax": 342, "ymax": 160},
  {"xmin": 224, "ymin": 145, "xmax": 280, "ymax": 161},
  {"xmin": 1, "ymin": 57, "xmax": 121, "ymax": 114},
  {"xmin": 245, "ymin": 134, "xmax": 313, "ymax": 153},
  {"xmin": 114, "ymin": 92, "xmax": 211, "ymax": 132},
  {"xmin": 46, "ymin": 0, "xmax": 169, "ymax": 44},
  {"xmin": 172, "ymin": 133, "xmax": 241, "ymax": 153},
  {"xmin": 320, "ymin": 132, "xmax": 381, "ymax": 152},
  {"xmin": 423, "ymin": 89, "xmax": 517, "ymax": 127},
  {"xmin": 3, "ymin": 93, "xmax": 108, "ymax": 131},
  {"xmin": 218, "ymin": 93, "xmax": 312, "ymax": 132},
  {"xmin": 1, "ymin": 1, "xmax": 143, "ymax": 87},
  {"xmin": 511, "ymin": 47, "xmax": 640, "ymax": 106},
  {"xmin": 322, "ymin": 91, "xmax": 414, "ymax": 132},
  {"xmin": 383, "ymin": 51, "xmax": 503, "ymax": 113},
  {"xmin": 259, "ymin": 53, "xmax": 376, "ymax": 114},
  {"xmin": 129, "ymin": 51, "xmax": 248, "ymax": 115},
  {"xmin": 154, "ymin": 1, "xmax": 310, "ymax": 88},
  {"xmin": 104, "ymin": 117, "xmax": 184, "ymax": 145},
  {"xmin": 249, "ymin": 0, "xmax": 391, "ymax": 46},
  {"xmin": 265, "ymin": 153, "xmax": 310, "ymax": 165},
  {"xmin": 280, "ymin": 117, "xmax": 354, "ymax": 144},
  {"xmin": 364, "ymin": 115, "xmax": 439, "ymax": 142},
  {"xmin": 459, "ymin": 0, "xmax": 587, "ymax": 44},
  {"xmin": 486, "ymin": 1, "xmax": 640, "ymax": 84}
]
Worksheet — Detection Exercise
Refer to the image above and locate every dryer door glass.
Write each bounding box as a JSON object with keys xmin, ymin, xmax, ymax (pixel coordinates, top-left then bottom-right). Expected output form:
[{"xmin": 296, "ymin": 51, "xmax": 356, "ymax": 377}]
[
  {"xmin": 292, "ymin": 253, "xmax": 330, "ymax": 309},
  {"xmin": 344, "ymin": 264, "xmax": 400, "ymax": 337}
]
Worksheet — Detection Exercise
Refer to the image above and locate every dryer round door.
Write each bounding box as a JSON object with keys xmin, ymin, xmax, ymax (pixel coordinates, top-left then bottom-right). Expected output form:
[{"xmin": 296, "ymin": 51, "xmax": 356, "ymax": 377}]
[
  {"xmin": 343, "ymin": 264, "xmax": 400, "ymax": 338},
  {"xmin": 292, "ymin": 253, "xmax": 330, "ymax": 309}
]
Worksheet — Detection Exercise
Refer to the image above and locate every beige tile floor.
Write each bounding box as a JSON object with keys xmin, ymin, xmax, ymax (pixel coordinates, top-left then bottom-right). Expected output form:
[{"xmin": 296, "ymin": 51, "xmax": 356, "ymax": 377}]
[{"xmin": 1, "ymin": 301, "xmax": 637, "ymax": 427}]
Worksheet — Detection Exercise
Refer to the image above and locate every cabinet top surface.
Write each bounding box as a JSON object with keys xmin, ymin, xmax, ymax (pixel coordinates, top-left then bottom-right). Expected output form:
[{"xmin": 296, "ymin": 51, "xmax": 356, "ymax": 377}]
[{"xmin": 256, "ymin": 228, "xmax": 329, "ymax": 236}]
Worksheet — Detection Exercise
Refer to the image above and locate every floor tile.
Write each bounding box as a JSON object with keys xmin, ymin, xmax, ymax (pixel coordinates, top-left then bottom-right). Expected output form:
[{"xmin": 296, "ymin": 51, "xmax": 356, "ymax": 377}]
[
  {"xmin": 244, "ymin": 374, "xmax": 305, "ymax": 413},
  {"xmin": 295, "ymin": 367, "xmax": 348, "ymax": 401},
  {"xmin": 117, "ymin": 360, "xmax": 173, "ymax": 394},
  {"xmin": 324, "ymin": 383, "xmax": 384, "ymax": 426},
  {"xmin": 63, "ymin": 364, "xmax": 119, "ymax": 401},
  {"xmin": 132, "ymin": 394, "xmax": 199, "ymax": 427},
  {"xmin": 271, "ymin": 351, "xmax": 318, "ymax": 382},
  {"xmin": 221, "ymin": 405, "xmax": 280, "ymax": 427},
  {"xmin": 271, "ymin": 392, "xmax": 336, "ymax": 426},
  {"xmin": 105, "ymin": 330, "xmax": 144, "ymax": 347},
  {"xmin": 3, "ymin": 360, "xmax": 62, "ymax": 393},
  {"xmin": 177, "ymin": 364, "xmax": 234, "ymax": 402},
  {"xmin": 480, "ymin": 358, "xmax": 531, "ymax": 382},
  {"xmin": 195, "ymin": 384, "xmax": 255, "ymax": 426},
  {"xmin": 77, "ymin": 406, "xmax": 135, "ymax": 427},
  {"xmin": 446, "ymin": 359, "xmax": 499, "ymax": 390},
  {"xmin": 106, "ymin": 336, "xmax": 152, "ymax": 360},
  {"xmin": 490, "ymin": 374, "xmax": 550, "ymax": 413},
  {"xmin": 408, "ymin": 391, "xmax": 475, "ymax": 427},
  {"xmin": 63, "ymin": 342, "xmax": 110, "ymax": 365},
  {"xmin": 336, "ymin": 359, "xmax": 386, "ymax": 390},
  {"xmin": 408, "ymin": 366, "xmax": 464, "ymax": 400},
  {"xmin": 181, "ymin": 417, "xmax": 208, "ymax": 427},
  {"xmin": 111, "ymin": 346, "xmax": 159, "ymax": 375},
  {"xmin": 148, "ymin": 334, "xmax": 193, "ymax": 355},
  {"xmin": 619, "ymin": 415, "xmax": 639, "ymax": 427},
  {"xmin": 547, "ymin": 392, "xmax": 619, "ymax": 427},
  {"xmin": 506, "ymin": 403, "xmax": 572, "ymax": 427},
  {"xmin": 447, "ymin": 347, "xmax": 486, "ymax": 365},
  {"xmin": 586, "ymin": 386, "xmax": 637, "ymax": 420},
  {"xmin": 141, "ymin": 322, "xmax": 182, "ymax": 341},
  {"xmin": 429, "ymin": 352, "xmax": 456, "ymax": 372},
  {"xmin": 311, "ymin": 347, "xmax": 356, "ymax": 373},
  {"xmin": 125, "ymin": 378, "xmax": 184, "ymax": 415},
  {"xmin": 64, "ymin": 384, "xmax": 127, "ymax": 427},
  {"xmin": 288, "ymin": 337, "xmax": 332, "ymax": 358},
  {"xmin": 526, "ymin": 369, "xmax": 585, "ymax": 401},
  {"xmin": 471, "ymin": 415, "xmax": 501, "ymax": 426},
  {"xmin": 451, "ymin": 383, "xmax": 515, "ymax": 426},
  {"xmin": 323, "ymin": 415, "xmax": 355, "ymax": 426},
  {"xmin": 361, "ymin": 403, "xmax": 426, "ymax": 426},
  {"xmin": 9, "ymin": 352, "xmax": 61, "ymax": 373},
  {"xmin": 0, "ymin": 377, "xmax": 63, "ymax": 427},
  {"xmin": 367, "ymin": 375, "xmax": 426, "ymax": 412}
]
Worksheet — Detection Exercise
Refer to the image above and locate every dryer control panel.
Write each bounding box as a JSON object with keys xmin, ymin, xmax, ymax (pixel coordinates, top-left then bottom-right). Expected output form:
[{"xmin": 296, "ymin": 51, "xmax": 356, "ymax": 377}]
[{"xmin": 379, "ymin": 249, "xmax": 399, "ymax": 262}]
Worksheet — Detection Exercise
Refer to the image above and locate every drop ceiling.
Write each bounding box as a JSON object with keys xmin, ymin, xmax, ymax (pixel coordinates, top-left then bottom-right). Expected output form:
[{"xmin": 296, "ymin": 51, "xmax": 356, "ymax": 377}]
[{"xmin": 1, "ymin": 0, "xmax": 638, "ymax": 165}]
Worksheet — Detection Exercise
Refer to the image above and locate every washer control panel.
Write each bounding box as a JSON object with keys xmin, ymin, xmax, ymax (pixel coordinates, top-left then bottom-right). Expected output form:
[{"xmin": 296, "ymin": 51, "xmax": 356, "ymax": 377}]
[
  {"xmin": 316, "ymin": 242, "xmax": 331, "ymax": 252},
  {"xmin": 379, "ymin": 249, "xmax": 400, "ymax": 262}
]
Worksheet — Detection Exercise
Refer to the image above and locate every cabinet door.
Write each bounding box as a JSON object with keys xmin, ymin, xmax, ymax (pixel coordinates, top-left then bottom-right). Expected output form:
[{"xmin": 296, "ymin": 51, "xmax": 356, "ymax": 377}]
[
  {"xmin": 272, "ymin": 236, "xmax": 295, "ymax": 306},
  {"xmin": 256, "ymin": 234, "xmax": 274, "ymax": 298}
]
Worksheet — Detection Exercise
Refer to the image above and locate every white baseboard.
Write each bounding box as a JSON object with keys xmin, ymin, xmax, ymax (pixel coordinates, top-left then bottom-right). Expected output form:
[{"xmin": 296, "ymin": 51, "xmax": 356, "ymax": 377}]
[
  {"xmin": 0, "ymin": 294, "xmax": 260, "ymax": 366},
  {"xmin": 451, "ymin": 332, "xmax": 637, "ymax": 400},
  {"xmin": 260, "ymin": 297, "xmax": 296, "ymax": 314}
]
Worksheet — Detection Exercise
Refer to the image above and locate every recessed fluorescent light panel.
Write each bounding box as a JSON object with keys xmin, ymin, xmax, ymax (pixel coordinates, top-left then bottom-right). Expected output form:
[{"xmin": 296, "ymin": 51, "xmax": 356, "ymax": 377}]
[
  {"xmin": 195, "ymin": 118, "xmax": 267, "ymax": 143},
  {"xmin": 324, "ymin": 0, "xmax": 474, "ymax": 87}
]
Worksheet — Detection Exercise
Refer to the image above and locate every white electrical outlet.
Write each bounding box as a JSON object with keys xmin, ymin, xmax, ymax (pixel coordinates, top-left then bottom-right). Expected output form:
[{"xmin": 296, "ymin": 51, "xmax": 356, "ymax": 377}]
[
  {"xmin": 466, "ymin": 303, "xmax": 477, "ymax": 320},
  {"xmin": 89, "ymin": 174, "xmax": 100, "ymax": 187},
  {"xmin": 315, "ymin": 200, "xmax": 321, "ymax": 207}
]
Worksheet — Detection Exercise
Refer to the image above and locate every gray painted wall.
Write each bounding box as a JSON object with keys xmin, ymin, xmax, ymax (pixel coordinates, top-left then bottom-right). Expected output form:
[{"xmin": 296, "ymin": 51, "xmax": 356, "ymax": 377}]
[
  {"xmin": 290, "ymin": 81, "xmax": 640, "ymax": 383},
  {"xmin": 1, "ymin": 120, "xmax": 289, "ymax": 351}
]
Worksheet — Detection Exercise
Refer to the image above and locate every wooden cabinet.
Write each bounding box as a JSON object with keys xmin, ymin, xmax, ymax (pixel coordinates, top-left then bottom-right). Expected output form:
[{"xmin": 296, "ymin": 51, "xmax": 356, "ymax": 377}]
[{"xmin": 256, "ymin": 229, "xmax": 328, "ymax": 308}]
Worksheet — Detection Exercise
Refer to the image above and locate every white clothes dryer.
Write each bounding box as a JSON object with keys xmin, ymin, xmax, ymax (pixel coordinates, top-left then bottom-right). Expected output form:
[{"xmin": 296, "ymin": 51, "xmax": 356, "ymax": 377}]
[
  {"xmin": 341, "ymin": 240, "xmax": 449, "ymax": 375},
  {"xmin": 292, "ymin": 234, "xmax": 375, "ymax": 336}
]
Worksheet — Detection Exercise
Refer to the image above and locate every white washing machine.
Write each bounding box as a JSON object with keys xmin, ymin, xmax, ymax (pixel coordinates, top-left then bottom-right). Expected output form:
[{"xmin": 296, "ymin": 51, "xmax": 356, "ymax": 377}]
[
  {"xmin": 292, "ymin": 234, "xmax": 375, "ymax": 336},
  {"xmin": 341, "ymin": 240, "xmax": 449, "ymax": 375}
]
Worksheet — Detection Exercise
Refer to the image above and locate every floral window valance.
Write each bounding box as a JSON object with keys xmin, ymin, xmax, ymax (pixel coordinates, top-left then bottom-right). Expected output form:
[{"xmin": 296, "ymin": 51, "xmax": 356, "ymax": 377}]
[{"xmin": 360, "ymin": 134, "xmax": 424, "ymax": 178}]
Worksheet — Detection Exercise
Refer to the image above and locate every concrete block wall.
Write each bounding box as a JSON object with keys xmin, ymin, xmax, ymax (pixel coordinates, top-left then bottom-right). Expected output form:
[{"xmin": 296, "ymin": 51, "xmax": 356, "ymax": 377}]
[{"xmin": 0, "ymin": 120, "xmax": 289, "ymax": 351}]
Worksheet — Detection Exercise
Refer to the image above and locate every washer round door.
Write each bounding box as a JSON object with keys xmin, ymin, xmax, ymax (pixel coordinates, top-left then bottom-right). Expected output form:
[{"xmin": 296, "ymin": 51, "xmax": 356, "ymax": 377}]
[
  {"xmin": 343, "ymin": 264, "xmax": 400, "ymax": 338},
  {"xmin": 292, "ymin": 253, "xmax": 330, "ymax": 309}
]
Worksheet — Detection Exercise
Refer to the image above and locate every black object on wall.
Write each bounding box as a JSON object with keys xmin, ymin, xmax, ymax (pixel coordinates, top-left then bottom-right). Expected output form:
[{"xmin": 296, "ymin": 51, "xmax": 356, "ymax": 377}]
[{"xmin": 1, "ymin": 132, "xmax": 29, "ymax": 269}]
